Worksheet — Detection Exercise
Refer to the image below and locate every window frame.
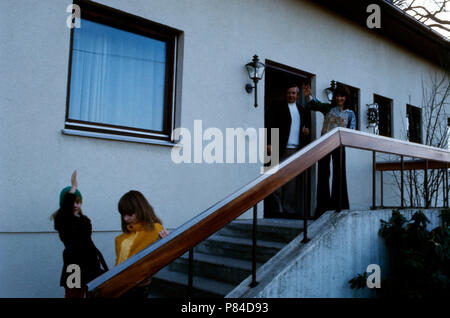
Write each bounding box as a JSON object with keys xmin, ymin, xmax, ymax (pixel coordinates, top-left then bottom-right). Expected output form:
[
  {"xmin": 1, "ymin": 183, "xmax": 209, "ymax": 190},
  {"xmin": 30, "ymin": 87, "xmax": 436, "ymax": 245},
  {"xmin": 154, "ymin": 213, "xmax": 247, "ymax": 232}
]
[
  {"xmin": 64, "ymin": 0, "xmax": 181, "ymax": 143},
  {"xmin": 406, "ymin": 104, "xmax": 422, "ymax": 144},
  {"xmin": 336, "ymin": 81, "xmax": 360, "ymax": 130},
  {"xmin": 374, "ymin": 94, "xmax": 393, "ymax": 138}
]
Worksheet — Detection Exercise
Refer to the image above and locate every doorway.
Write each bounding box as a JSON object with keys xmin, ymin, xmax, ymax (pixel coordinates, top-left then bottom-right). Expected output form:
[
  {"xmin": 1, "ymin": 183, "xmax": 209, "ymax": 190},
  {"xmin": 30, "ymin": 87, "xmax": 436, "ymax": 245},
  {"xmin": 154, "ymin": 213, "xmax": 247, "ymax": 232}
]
[
  {"xmin": 374, "ymin": 94, "xmax": 393, "ymax": 137},
  {"xmin": 263, "ymin": 60, "xmax": 314, "ymax": 219}
]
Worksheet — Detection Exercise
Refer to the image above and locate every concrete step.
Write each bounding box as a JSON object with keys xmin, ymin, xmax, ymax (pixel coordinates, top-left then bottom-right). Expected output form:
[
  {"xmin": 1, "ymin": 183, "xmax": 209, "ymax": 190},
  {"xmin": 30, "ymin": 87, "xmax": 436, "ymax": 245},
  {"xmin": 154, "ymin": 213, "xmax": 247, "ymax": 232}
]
[
  {"xmin": 147, "ymin": 218, "xmax": 308, "ymax": 298},
  {"xmin": 168, "ymin": 251, "xmax": 263, "ymax": 285},
  {"xmin": 195, "ymin": 234, "xmax": 285, "ymax": 263},
  {"xmin": 150, "ymin": 267, "xmax": 236, "ymax": 298},
  {"xmin": 217, "ymin": 219, "xmax": 308, "ymax": 243}
]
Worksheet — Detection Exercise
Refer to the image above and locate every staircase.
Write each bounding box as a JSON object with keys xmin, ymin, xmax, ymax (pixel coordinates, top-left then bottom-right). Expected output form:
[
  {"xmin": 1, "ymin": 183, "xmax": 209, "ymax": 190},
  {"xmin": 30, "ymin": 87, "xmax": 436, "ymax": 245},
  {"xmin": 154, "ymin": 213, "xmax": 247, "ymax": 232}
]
[{"xmin": 148, "ymin": 218, "xmax": 308, "ymax": 298}]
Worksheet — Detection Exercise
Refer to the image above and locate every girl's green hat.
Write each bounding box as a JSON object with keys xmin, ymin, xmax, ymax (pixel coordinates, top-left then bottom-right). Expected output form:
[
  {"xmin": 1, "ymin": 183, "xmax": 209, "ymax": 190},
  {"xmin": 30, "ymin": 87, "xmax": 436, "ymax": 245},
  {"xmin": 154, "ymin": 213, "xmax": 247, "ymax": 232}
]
[{"xmin": 59, "ymin": 186, "xmax": 82, "ymax": 207}]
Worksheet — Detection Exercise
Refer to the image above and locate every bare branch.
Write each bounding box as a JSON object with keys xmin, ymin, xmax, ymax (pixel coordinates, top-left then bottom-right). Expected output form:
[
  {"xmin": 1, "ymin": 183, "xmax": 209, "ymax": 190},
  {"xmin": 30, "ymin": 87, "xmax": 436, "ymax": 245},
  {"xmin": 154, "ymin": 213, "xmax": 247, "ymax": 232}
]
[
  {"xmin": 389, "ymin": 69, "xmax": 449, "ymax": 208},
  {"xmin": 392, "ymin": 0, "xmax": 450, "ymax": 36}
]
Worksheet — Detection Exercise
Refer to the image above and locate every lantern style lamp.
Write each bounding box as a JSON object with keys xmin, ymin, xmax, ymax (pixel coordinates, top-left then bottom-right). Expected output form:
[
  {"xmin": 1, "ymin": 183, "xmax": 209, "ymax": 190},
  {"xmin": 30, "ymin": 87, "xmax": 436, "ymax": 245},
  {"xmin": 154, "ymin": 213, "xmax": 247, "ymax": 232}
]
[
  {"xmin": 367, "ymin": 103, "xmax": 379, "ymax": 129},
  {"xmin": 324, "ymin": 80, "xmax": 336, "ymax": 102},
  {"xmin": 245, "ymin": 55, "xmax": 266, "ymax": 108}
]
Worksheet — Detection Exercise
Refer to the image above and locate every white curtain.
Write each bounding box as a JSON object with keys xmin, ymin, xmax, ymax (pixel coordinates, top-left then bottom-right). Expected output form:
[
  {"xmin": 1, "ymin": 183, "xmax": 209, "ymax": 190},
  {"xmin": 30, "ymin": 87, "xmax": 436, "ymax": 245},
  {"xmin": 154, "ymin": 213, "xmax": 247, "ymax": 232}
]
[{"xmin": 68, "ymin": 19, "xmax": 167, "ymax": 132}]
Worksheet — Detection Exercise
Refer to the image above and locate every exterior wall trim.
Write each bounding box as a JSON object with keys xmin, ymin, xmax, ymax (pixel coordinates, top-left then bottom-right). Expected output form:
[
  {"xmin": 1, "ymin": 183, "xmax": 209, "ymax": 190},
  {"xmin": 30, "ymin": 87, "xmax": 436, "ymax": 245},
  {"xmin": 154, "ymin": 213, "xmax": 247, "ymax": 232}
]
[{"xmin": 62, "ymin": 129, "xmax": 181, "ymax": 147}]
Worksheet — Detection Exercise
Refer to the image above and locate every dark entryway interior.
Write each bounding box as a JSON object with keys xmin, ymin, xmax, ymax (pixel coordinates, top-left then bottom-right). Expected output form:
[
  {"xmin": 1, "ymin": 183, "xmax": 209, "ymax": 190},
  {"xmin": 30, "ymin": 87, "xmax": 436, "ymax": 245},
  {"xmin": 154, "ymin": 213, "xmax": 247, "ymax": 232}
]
[
  {"xmin": 263, "ymin": 60, "xmax": 313, "ymax": 220},
  {"xmin": 374, "ymin": 94, "xmax": 393, "ymax": 137},
  {"xmin": 407, "ymin": 104, "xmax": 422, "ymax": 144}
]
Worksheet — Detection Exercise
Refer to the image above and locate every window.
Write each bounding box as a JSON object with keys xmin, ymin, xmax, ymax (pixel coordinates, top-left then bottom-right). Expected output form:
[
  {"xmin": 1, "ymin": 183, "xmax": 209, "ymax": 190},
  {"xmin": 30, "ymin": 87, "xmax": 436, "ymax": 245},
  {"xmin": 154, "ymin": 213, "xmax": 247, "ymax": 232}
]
[
  {"xmin": 65, "ymin": 1, "xmax": 181, "ymax": 142},
  {"xmin": 337, "ymin": 82, "xmax": 360, "ymax": 130},
  {"xmin": 407, "ymin": 104, "xmax": 422, "ymax": 143},
  {"xmin": 374, "ymin": 94, "xmax": 393, "ymax": 137}
]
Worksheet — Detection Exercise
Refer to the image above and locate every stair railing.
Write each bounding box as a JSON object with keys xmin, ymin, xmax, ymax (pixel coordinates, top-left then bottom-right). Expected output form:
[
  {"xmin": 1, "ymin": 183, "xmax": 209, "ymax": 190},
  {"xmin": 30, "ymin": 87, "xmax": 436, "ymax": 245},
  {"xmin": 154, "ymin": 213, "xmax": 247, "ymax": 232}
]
[
  {"xmin": 375, "ymin": 159, "xmax": 449, "ymax": 209},
  {"xmin": 87, "ymin": 127, "xmax": 450, "ymax": 297}
]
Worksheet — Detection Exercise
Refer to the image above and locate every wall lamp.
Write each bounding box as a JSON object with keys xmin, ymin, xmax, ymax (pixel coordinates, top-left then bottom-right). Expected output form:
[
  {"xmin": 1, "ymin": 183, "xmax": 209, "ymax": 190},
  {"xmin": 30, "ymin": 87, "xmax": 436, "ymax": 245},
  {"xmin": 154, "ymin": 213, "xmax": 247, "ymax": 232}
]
[
  {"xmin": 324, "ymin": 80, "xmax": 336, "ymax": 101},
  {"xmin": 367, "ymin": 103, "xmax": 379, "ymax": 128},
  {"xmin": 245, "ymin": 55, "xmax": 266, "ymax": 108}
]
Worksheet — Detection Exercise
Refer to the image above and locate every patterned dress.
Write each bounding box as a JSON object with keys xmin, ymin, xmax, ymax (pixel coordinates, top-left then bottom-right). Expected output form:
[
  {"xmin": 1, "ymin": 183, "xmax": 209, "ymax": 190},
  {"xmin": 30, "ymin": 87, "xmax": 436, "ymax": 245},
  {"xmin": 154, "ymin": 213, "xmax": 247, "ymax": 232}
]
[{"xmin": 305, "ymin": 96, "xmax": 356, "ymax": 135}]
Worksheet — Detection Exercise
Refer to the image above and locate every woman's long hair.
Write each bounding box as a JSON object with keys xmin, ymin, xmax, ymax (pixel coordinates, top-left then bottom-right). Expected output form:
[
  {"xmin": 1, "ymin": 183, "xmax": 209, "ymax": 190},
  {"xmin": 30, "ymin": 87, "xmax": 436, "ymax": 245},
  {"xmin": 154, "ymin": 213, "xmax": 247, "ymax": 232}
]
[
  {"xmin": 118, "ymin": 190, "xmax": 162, "ymax": 233},
  {"xmin": 331, "ymin": 84, "xmax": 351, "ymax": 109}
]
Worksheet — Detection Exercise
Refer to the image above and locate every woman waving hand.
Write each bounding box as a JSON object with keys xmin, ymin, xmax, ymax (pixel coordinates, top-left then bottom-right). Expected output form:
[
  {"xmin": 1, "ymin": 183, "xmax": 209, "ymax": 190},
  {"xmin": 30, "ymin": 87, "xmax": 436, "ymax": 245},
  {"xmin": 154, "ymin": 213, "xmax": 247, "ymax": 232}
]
[{"xmin": 303, "ymin": 83, "xmax": 356, "ymax": 217}]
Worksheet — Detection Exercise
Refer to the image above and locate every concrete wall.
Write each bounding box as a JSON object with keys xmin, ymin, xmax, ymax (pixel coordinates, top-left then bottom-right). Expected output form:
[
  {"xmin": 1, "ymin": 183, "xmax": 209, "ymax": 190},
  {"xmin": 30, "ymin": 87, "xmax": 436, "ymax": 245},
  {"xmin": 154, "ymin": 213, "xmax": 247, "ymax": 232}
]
[
  {"xmin": 227, "ymin": 209, "xmax": 443, "ymax": 298},
  {"xmin": 1, "ymin": 0, "xmax": 447, "ymax": 297},
  {"xmin": 0, "ymin": 231, "xmax": 118, "ymax": 297}
]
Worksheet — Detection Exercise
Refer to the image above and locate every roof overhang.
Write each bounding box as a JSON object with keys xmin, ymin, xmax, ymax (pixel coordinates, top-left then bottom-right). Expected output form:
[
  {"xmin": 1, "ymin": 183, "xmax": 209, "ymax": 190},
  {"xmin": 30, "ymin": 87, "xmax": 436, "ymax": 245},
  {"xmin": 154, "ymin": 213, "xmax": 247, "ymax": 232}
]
[{"xmin": 309, "ymin": 0, "xmax": 450, "ymax": 68}]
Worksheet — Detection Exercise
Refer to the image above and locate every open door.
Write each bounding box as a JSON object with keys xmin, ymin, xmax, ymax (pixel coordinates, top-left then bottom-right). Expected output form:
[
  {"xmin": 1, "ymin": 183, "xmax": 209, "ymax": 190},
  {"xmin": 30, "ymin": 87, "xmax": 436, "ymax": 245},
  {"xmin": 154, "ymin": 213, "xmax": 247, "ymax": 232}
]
[{"xmin": 263, "ymin": 60, "xmax": 314, "ymax": 219}]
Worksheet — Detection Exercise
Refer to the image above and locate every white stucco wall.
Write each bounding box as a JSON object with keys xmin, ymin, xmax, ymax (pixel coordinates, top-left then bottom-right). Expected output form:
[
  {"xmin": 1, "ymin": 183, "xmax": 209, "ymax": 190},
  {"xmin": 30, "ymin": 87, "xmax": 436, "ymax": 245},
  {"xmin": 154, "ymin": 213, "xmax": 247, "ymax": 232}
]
[
  {"xmin": 0, "ymin": 231, "xmax": 117, "ymax": 297},
  {"xmin": 1, "ymin": 0, "xmax": 447, "ymax": 297},
  {"xmin": 227, "ymin": 209, "xmax": 443, "ymax": 298}
]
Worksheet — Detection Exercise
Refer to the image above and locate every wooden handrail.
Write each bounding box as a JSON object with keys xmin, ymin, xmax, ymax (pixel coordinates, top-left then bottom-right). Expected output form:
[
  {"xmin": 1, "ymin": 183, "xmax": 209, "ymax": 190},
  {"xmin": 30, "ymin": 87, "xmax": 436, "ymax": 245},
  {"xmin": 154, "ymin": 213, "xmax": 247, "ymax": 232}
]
[
  {"xmin": 340, "ymin": 129, "xmax": 450, "ymax": 161},
  {"xmin": 87, "ymin": 128, "xmax": 450, "ymax": 297}
]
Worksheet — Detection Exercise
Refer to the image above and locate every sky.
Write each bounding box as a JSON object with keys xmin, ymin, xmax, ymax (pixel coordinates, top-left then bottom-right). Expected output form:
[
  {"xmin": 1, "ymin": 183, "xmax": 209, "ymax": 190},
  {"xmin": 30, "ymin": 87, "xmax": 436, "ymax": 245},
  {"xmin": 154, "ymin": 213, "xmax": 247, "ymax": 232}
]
[{"xmin": 400, "ymin": 0, "xmax": 450, "ymax": 38}]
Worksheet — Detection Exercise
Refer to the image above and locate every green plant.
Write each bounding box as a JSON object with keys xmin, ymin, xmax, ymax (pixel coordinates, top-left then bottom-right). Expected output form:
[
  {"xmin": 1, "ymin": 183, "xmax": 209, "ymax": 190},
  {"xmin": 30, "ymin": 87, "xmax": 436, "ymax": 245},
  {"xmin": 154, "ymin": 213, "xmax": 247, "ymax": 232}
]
[
  {"xmin": 348, "ymin": 272, "xmax": 368, "ymax": 290},
  {"xmin": 349, "ymin": 209, "xmax": 450, "ymax": 298}
]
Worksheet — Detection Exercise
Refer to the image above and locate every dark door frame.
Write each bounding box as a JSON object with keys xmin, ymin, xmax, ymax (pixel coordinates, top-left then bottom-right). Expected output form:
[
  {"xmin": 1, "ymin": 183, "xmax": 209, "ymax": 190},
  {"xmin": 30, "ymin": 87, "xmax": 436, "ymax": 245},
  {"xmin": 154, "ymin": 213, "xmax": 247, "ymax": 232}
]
[{"xmin": 263, "ymin": 59, "xmax": 316, "ymax": 219}]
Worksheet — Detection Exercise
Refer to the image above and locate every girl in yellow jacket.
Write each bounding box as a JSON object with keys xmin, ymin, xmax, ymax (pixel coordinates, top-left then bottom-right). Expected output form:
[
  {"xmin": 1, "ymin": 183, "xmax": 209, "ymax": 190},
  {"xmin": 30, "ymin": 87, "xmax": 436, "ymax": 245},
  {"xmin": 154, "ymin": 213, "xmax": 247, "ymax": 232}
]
[
  {"xmin": 115, "ymin": 190, "xmax": 168, "ymax": 266},
  {"xmin": 115, "ymin": 190, "xmax": 168, "ymax": 297}
]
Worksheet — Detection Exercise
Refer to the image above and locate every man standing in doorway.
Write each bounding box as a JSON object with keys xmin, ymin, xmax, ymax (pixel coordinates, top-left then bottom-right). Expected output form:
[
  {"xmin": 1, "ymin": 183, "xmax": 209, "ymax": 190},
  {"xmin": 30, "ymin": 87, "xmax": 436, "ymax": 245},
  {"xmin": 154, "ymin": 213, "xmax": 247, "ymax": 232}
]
[{"xmin": 267, "ymin": 83, "xmax": 311, "ymax": 218}]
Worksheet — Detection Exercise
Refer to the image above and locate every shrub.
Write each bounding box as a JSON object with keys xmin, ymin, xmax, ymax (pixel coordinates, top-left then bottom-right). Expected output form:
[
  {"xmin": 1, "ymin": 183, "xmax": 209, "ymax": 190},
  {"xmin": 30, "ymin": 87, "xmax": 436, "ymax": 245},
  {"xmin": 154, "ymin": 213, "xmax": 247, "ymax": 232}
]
[{"xmin": 349, "ymin": 209, "xmax": 450, "ymax": 298}]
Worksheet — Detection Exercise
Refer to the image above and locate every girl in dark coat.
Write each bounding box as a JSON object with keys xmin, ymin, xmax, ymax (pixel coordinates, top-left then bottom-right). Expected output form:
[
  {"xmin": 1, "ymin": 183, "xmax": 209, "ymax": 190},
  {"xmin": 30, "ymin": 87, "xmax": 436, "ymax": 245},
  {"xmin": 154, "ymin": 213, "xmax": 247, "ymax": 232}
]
[{"xmin": 52, "ymin": 171, "xmax": 108, "ymax": 298}]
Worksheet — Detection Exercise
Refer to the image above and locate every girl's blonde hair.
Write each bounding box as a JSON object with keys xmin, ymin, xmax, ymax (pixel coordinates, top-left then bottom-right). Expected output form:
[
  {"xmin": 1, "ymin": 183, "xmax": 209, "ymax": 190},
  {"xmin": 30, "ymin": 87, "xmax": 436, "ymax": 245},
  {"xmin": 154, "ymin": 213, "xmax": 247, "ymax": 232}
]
[{"xmin": 118, "ymin": 190, "xmax": 162, "ymax": 233}]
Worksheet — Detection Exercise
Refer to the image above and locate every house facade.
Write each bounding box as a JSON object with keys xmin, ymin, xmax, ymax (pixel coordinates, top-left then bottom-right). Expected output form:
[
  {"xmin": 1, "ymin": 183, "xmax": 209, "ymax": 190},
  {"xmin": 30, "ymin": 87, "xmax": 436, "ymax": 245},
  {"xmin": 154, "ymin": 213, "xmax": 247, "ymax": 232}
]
[{"xmin": 1, "ymin": 0, "xmax": 448, "ymax": 297}]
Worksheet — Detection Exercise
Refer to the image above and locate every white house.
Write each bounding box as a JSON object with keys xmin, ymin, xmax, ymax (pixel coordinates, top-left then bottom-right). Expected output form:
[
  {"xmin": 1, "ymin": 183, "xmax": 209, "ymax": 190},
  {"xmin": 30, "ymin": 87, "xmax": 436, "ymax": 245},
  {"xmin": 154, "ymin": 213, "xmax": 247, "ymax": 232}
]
[{"xmin": 1, "ymin": 0, "xmax": 448, "ymax": 297}]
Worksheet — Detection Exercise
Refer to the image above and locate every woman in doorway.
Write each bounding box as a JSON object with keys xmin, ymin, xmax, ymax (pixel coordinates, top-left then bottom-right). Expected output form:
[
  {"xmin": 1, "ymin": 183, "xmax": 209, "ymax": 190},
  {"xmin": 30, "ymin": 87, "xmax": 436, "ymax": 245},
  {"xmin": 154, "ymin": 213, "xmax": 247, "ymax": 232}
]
[{"xmin": 303, "ymin": 84, "xmax": 356, "ymax": 217}]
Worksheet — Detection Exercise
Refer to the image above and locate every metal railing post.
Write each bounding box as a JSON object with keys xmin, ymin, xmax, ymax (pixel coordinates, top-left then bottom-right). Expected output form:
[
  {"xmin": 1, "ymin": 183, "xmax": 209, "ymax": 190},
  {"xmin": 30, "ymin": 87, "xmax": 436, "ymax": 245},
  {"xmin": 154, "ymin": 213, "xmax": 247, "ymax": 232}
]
[
  {"xmin": 372, "ymin": 151, "xmax": 376, "ymax": 210},
  {"xmin": 425, "ymin": 160, "xmax": 429, "ymax": 208},
  {"xmin": 380, "ymin": 170, "xmax": 384, "ymax": 208},
  {"xmin": 409, "ymin": 170, "xmax": 413, "ymax": 207},
  {"xmin": 401, "ymin": 156, "xmax": 404, "ymax": 209},
  {"xmin": 337, "ymin": 146, "xmax": 343, "ymax": 212},
  {"xmin": 250, "ymin": 204, "xmax": 258, "ymax": 288},
  {"xmin": 445, "ymin": 162, "xmax": 448, "ymax": 208},
  {"xmin": 188, "ymin": 248, "xmax": 194, "ymax": 296},
  {"xmin": 302, "ymin": 169, "xmax": 309, "ymax": 243},
  {"xmin": 443, "ymin": 168, "xmax": 446, "ymax": 208}
]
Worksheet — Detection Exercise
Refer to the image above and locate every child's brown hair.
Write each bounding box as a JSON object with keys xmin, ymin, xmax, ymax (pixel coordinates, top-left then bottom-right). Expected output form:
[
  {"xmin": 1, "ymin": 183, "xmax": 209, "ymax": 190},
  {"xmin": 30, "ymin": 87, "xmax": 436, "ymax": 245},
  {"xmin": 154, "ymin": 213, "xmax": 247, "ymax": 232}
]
[{"xmin": 118, "ymin": 190, "xmax": 162, "ymax": 233}]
